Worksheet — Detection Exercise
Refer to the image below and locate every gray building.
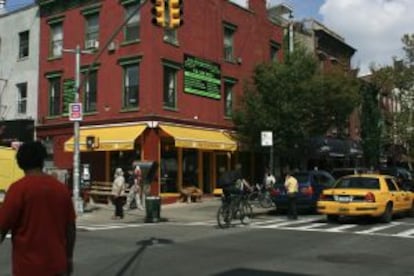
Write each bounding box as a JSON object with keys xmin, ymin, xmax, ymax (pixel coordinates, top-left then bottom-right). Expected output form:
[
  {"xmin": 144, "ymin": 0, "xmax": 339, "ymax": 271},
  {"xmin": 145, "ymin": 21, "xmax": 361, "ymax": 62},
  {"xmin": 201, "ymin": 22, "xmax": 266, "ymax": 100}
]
[{"xmin": 0, "ymin": 2, "xmax": 38, "ymax": 145}]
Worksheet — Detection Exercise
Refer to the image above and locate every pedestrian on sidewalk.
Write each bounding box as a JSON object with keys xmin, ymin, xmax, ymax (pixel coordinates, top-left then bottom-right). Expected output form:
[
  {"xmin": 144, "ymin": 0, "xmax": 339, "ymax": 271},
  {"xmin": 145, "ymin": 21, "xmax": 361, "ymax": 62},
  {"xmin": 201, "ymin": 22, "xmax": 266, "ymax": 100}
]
[
  {"xmin": 126, "ymin": 165, "xmax": 144, "ymax": 210},
  {"xmin": 0, "ymin": 141, "xmax": 76, "ymax": 276},
  {"xmin": 111, "ymin": 167, "xmax": 126, "ymax": 219},
  {"xmin": 284, "ymin": 171, "xmax": 298, "ymax": 220}
]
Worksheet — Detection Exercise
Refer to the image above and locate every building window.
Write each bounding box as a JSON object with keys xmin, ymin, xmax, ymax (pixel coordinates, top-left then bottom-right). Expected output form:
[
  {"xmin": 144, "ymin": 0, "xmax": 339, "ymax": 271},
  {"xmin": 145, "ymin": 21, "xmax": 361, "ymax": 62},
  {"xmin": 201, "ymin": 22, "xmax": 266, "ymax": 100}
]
[
  {"xmin": 224, "ymin": 81, "xmax": 234, "ymax": 118},
  {"xmin": 164, "ymin": 28, "xmax": 178, "ymax": 44},
  {"xmin": 16, "ymin": 82, "xmax": 27, "ymax": 114},
  {"xmin": 123, "ymin": 64, "xmax": 139, "ymax": 109},
  {"xmin": 18, "ymin": 31, "xmax": 29, "ymax": 59},
  {"xmin": 163, "ymin": 66, "xmax": 178, "ymax": 109},
  {"xmin": 48, "ymin": 76, "xmax": 61, "ymax": 116},
  {"xmin": 83, "ymin": 70, "xmax": 97, "ymax": 112},
  {"xmin": 85, "ymin": 13, "xmax": 99, "ymax": 48},
  {"xmin": 50, "ymin": 23, "xmax": 63, "ymax": 58},
  {"xmin": 124, "ymin": 3, "xmax": 140, "ymax": 42},
  {"xmin": 223, "ymin": 23, "xmax": 236, "ymax": 62},
  {"xmin": 270, "ymin": 41, "xmax": 280, "ymax": 62}
]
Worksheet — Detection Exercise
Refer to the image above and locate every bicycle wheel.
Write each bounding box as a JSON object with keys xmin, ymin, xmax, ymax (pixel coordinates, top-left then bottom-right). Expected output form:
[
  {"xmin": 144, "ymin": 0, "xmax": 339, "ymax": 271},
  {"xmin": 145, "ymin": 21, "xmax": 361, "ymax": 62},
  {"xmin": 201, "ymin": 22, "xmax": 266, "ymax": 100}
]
[
  {"xmin": 217, "ymin": 205, "xmax": 231, "ymax": 228},
  {"xmin": 247, "ymin": 191, "xmax": 260, "ymax": 207},
  {"xmin": 240, "ymin": 201, "xmax": 253, "ymax": 225},
  {"xmin": 259, "ymin": 192, "xmax": 273, "ymax": 209}
]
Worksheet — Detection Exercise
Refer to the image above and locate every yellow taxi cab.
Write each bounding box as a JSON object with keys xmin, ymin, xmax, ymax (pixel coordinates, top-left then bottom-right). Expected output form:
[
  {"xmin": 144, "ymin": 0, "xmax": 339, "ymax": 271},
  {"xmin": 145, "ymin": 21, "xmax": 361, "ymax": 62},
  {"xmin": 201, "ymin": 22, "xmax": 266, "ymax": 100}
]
[{"xmin": 317, "ymin": 174, "xmax": 414, "ymax": 223}]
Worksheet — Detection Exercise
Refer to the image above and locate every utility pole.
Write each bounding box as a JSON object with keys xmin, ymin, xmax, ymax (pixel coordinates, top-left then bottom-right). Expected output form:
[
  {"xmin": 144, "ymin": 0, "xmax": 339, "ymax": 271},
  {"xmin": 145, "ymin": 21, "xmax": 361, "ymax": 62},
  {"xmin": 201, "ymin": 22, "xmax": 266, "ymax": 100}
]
[{"xmin": 63, "ymin": 45, "xmax": 93, "ymax": 216}]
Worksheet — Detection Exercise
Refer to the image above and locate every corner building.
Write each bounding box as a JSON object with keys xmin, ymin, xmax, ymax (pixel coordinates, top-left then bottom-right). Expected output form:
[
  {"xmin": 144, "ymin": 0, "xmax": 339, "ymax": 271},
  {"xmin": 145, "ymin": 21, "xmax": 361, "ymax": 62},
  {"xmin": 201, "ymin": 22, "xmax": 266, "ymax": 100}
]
[{"xmin": 36, "ymin": 0, "xmax": 284, "ymax": 200}]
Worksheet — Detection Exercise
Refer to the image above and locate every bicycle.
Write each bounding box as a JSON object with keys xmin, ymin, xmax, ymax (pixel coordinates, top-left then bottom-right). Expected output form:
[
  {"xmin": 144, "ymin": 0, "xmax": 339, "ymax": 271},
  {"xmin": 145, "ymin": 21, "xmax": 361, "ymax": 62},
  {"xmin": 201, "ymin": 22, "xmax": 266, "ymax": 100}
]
[
  {"xmin": 217, "ymin": 192, "xmax": 253, "ymax": 228},
  {"xmin": 247, "ymin": 184, "xmax": 274, "ymax": 209}
]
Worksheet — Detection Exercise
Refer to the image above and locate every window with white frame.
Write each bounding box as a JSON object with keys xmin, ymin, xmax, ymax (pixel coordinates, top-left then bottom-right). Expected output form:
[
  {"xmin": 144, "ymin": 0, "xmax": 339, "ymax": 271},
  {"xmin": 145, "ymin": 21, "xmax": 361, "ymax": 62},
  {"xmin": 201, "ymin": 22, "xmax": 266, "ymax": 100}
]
[
  {"xmin": 50, "ymin": 23, "xmax": 63, "ymax": 58},
  {"xmin": 223, "ymin": 24, "xmax": 236, "ymax": 62},
  {"xmin": 124, "ymin": 3, "xmax": 140, "ymax": 42},
  {"xmin": 123, "ymin": 64, "xmax": 139, "ymax": 109},
  {"xmin": 16, "ymin": 82, "xmax": 27, "ymax": 114},
  {"xmin": 163, "ymin": 65, "xmax": 178, "ymax": 109},
  {"xmin": 48, "ymin": 76, "xmax": 61, "ymax": 116},
  {"xmin": 18, "ymin": 31, "xmax": 29, "ymax": 59},
  {"xmin": 83, "ymin": 70, "xmax": 97, "ymax": 112}
]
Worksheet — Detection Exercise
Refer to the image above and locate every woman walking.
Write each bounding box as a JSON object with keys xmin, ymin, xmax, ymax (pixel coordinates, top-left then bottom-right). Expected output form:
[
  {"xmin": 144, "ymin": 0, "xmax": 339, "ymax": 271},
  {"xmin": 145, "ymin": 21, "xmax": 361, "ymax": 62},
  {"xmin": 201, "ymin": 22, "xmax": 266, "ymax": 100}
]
[{"xmin": 112, "ymin": 168, "xmax": 126, "ymax": 219}]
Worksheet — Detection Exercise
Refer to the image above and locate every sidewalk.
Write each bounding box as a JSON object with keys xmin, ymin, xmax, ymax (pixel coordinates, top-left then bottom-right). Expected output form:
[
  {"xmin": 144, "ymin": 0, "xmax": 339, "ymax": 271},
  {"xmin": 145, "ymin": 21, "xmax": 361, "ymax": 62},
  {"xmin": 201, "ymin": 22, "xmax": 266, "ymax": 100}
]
[
  {"xmin": 77, "ymin": 196, "xmax": 224, "ymax": 225},
  {"xmin": 77, "ymin": 196, "xmax": 274, "ymax": 225}
]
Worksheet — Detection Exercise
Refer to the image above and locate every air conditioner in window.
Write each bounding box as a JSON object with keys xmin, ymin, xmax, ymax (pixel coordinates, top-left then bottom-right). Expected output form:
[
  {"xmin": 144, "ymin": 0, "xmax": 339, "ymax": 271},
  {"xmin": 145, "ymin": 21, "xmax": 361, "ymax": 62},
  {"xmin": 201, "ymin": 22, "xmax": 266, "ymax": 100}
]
[{"xmin": 85, "ymin": 39, "xmax": 99, "ymax": 49}]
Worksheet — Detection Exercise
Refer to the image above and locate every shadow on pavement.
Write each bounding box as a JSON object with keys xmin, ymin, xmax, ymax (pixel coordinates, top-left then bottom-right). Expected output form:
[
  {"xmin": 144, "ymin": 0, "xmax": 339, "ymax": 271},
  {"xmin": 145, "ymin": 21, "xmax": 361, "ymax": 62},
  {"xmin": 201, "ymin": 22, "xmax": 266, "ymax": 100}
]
[
  {"xmin": 213, "ymin": 268, "xmax": 315, "ymax": 276},
  {"xmin": 114, "ymin": 237, "xmax": 174, "ymax": 276}
]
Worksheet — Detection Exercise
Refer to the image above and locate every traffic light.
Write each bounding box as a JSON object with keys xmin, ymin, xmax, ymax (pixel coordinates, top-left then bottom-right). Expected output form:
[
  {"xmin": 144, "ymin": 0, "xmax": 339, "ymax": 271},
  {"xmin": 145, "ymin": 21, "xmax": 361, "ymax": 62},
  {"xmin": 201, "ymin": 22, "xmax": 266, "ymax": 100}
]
[
  {"xmin": 151, "ymin": 0, "xmax": 166, "ymax": 27},
  {"xmin": 168, "ymin": 0, "xmax": 183, "ymax": 29}
]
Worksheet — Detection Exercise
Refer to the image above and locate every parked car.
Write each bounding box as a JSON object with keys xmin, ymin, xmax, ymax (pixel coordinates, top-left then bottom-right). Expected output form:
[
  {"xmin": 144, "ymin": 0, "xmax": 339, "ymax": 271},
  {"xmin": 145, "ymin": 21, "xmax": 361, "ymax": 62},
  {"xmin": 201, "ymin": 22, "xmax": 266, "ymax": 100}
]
[
  {"xmin": 378, "ymin": 166, "xmax": 414, "ymax": 192},
  {"xmin": 331, "ymin": 167, "xmax": 369, "ymax": 180},
  {"xmin": 271, "ymin": 170, "xmax": 335, "ymax": 213},
  {"xmin": 317, "ymin": 174, "xmax": 414, "ymax": 223}
]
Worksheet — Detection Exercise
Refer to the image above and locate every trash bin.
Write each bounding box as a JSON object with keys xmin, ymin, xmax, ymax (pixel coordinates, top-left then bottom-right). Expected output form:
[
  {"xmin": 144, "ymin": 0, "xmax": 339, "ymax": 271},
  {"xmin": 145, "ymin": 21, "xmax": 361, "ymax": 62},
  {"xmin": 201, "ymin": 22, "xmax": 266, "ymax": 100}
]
[{"xmin": 145, "ymin": 196, "xmax": 161, "ymax": 223}]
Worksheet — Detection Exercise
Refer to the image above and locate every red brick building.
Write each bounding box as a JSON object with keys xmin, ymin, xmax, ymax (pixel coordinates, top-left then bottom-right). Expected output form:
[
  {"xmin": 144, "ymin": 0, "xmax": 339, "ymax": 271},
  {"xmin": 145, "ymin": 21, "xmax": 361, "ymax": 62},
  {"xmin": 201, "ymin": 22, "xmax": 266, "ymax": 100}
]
[{"xmin": 36, "ymin": 0, "xmax": 284, "ymax": 197}]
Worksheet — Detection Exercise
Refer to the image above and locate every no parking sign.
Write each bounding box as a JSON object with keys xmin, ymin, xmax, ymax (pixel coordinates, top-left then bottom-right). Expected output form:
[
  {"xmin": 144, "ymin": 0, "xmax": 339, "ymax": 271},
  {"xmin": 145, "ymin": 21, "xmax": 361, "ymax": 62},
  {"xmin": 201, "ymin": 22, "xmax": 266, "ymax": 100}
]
[{"xmin": 69, "ymin": 103, "xmax": 83, "ymax": 121}]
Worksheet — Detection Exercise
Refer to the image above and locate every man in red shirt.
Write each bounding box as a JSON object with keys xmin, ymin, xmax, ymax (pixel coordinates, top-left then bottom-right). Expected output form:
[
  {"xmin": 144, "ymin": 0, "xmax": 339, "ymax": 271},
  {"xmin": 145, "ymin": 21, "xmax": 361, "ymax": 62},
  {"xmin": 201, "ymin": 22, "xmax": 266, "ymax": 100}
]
[{"xmin": 0, "ymin": 141, "xmax": 76, "ymax": 276}]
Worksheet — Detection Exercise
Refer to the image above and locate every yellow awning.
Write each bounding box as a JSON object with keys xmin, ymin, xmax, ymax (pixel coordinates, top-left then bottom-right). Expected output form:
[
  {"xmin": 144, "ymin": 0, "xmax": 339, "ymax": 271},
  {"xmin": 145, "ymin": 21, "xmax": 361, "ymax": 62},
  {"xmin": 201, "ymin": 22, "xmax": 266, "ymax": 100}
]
[
  {"xmin": 160, "ymin": 124, "xmax": 237, "ymax": 151},
  {"xmin": 64, "ymin": 124, "xmax": 147, "ymax": 152}
]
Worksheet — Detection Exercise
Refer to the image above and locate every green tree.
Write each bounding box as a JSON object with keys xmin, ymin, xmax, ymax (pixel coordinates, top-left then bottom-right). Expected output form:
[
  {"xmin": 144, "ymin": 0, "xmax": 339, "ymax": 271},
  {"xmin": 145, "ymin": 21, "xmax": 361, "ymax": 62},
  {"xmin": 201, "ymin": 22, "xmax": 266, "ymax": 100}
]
[{"xmin": 233, "ymin": 47, "xmax": 360, "ymax": 170}]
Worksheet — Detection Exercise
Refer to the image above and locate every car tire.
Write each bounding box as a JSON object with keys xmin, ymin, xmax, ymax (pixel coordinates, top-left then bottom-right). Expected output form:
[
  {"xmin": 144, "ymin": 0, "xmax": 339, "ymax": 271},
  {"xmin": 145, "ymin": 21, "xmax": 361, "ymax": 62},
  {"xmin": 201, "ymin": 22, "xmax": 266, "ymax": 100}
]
[
  {"xmin": 407, "ymin": 202, "xmax": 414, "ymax": 218},
  {"xmin": 380, "ymin": 203, "xmax": 393, "ymax": 223},
  {"xmin": 326, "ymin": 215, "xmax": 339, "ymax": 223}
]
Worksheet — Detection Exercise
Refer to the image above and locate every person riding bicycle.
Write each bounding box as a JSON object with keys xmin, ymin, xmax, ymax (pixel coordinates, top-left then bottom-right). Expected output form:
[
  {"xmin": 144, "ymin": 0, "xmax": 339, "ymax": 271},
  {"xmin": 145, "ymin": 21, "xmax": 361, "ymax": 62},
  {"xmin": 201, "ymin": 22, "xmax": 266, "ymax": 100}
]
[{"xmin": 220, "ymin": 164, "xmax": 251, "ymax": 203}]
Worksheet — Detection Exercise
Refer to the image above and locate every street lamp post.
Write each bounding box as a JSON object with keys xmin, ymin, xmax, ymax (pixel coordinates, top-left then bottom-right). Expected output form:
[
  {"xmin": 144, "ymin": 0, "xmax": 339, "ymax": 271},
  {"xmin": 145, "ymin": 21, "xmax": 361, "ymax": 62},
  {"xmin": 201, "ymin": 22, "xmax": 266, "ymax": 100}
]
[{"xmin": 63, "ymin": 45, "xmax": 94, "ymax": 216}]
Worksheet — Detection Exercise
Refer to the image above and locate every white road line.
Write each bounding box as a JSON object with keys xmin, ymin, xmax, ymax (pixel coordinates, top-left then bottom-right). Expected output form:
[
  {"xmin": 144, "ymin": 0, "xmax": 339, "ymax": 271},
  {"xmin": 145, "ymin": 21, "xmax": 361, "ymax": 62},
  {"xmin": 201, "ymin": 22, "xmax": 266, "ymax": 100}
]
[
  {"xmin": 324, "ymin": 224, "xmax": 358, "ymax": 232},
  {"xmin": 354, "ymin": 222, "xmax": 400, "ymax": 234},
  {"xmin": 250, "ymin": 218, "xmax": 285, "ymax": 226},
  {"xmin": 392, "ymin": 228, "xmax": 414, "ymax": 237},
  {"xmin": 288, "ymin": 223, "xmax": 325, "ymax": 230},
  {"xmin": 257, "ymin": 218, "xmax": 316, "ymax": 229}
]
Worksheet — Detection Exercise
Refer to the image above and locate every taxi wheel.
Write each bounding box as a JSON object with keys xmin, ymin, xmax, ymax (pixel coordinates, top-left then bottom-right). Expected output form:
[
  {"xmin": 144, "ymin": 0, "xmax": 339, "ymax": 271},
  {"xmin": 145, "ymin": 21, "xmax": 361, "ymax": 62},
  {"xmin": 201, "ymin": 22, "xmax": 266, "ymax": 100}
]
[
  {"xmin": 326, "ymin": 215, "xmax": 339, "ymax": 223},
  {"xmin": 380, "ymin": 203, "xmax": 393, "ymax": 223},
  {"xmin": 408, "ymin": 202, "xmax": 414, "ymax": 217}
]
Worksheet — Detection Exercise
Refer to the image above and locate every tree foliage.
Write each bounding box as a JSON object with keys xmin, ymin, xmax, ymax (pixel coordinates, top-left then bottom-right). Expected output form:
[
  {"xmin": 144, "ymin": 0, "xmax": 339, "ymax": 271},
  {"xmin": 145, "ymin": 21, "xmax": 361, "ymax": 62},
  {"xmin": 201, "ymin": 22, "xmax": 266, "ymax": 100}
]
[{"xmin": 233, "ymin": 47, "xmax": 360, "ymax": 168}]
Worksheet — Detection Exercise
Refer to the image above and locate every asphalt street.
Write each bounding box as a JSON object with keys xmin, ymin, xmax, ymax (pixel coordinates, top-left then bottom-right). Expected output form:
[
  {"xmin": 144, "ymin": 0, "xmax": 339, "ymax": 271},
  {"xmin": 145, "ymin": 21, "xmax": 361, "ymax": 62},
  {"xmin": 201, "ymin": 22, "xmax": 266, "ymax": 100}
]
[{"xmin": 0, "ymin": 198, "xmax": 414, "ymax": 275}]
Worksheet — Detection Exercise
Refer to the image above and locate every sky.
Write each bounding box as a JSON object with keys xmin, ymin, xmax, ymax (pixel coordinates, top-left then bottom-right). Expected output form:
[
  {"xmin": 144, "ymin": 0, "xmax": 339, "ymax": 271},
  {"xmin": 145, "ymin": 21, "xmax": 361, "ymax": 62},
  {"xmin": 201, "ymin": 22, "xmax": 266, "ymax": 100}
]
[{"xmin": 6, "ymin": 0, "xmax": 414, "ymax": 76}]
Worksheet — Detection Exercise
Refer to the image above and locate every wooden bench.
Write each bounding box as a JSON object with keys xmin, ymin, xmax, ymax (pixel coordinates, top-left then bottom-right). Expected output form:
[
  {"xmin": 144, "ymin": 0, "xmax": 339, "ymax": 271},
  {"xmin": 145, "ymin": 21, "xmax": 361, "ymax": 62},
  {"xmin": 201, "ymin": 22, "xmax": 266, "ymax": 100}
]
[{"xmin": 86, "ymin": 181, "xmax": 129, "ymax": 204}]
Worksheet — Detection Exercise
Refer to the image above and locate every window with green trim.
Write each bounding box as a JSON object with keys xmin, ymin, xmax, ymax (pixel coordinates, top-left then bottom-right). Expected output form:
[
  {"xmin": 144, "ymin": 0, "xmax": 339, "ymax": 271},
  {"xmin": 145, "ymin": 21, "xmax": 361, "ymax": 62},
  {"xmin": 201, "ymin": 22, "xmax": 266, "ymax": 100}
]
[
  {"xmin": 48, "ymin": 76, "xmax": 61, "ymax": 116},
  {"xmin": 223, "ymin": 24, "xmax": 236, "ymax": 62},
  {"xmin": 163, "ymin": 66, "xmax": 178, "ymax": 109},
  {"xmin": 270, "ymin": 41, "xmax": 280, "ymax": 62},
  {"xmin": 224, "ymin": 81, "xmax": 234, "ymax": 117},
  {"xmin": 123, "ymin": 64, "xmax": 139, "ymax": 109},
  {"xmin": 50, "ymin": 23, "xmax": 63, "ymax": 58},
  {"xmin": 85, "ymin": 13, "xmax": 100, "ymax": 48},
  {"xmin": 82, "ymin": 70, "xmax": 97, "ymax": 112},
  {"xmin": 124, "ymin": 3, "xmax": 140, "ymax": 42}
]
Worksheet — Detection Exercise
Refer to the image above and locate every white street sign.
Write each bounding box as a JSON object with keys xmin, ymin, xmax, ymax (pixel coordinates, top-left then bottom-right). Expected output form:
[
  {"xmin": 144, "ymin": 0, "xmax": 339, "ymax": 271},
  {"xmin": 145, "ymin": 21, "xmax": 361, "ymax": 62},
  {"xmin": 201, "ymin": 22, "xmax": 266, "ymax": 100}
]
[
  {"xmin": 261, "ymin": 131, "xmax": 273, "ymax": 146},
  {"xmin": 69, "ymin": 103, "xmax": 83, "ymax": 121}
]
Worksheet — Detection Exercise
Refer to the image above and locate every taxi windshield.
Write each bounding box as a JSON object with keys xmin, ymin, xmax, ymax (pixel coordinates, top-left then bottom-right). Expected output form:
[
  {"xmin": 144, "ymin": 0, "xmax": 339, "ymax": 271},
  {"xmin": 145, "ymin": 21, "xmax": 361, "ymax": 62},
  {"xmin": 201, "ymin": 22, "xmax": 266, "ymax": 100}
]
[{"xmin": 334, "ymin": 177, "xmax": 380, "ymax": 189}]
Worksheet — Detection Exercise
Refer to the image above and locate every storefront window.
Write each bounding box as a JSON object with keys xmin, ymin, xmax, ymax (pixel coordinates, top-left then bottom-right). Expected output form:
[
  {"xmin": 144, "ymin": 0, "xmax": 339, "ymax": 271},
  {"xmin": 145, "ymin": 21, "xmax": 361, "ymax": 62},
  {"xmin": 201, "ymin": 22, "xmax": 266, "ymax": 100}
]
[
  {"xmin": 183, "ymin": 149, "xmax": 198, "ymax": 188},
  {"xmin": 161, "ymin": 141, "xmax": 178, "ymax": 193},
  {"xmin": 109, "ymin": 147, "xmax": 141, "ymax": 180}
]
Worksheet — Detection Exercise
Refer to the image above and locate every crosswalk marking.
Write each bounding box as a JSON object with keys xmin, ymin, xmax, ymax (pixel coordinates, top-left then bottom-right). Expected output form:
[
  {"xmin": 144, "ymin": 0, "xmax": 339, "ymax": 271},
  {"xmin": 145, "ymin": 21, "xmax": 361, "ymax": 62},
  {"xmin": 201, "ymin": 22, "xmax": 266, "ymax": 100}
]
[
  {"xmin": 392, "ymin": 228, "xmax": 414, "ymax": 237},
  {"xmin": 74, "ymin": 217, "xmax": 414, "ymax": 239},
  {"xmin": 354, "ymin": 222, "xmax": 400, "ymax": 234},
  {"xmin": 258, "ymin": 218, "xmax": 316, "ymax": 229}
]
